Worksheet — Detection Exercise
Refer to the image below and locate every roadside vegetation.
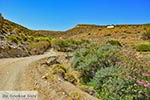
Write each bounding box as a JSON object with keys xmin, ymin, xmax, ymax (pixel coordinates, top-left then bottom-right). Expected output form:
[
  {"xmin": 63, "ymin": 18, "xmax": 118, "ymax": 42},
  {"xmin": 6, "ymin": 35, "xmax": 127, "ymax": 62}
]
[
  {"xmin": 51, "ymin": 39, "xmax": 90, "ymax": 52},
  {"xmin": 135, "ymin": 44, "xmax": 150, "ymax": 52},
  {"xmin": 71, "ymin": 43, "xmax": 150, "ymax": 100},
  {"xmin": 6, "ymin": 34, "xmax": 52, "ymax": 55}
]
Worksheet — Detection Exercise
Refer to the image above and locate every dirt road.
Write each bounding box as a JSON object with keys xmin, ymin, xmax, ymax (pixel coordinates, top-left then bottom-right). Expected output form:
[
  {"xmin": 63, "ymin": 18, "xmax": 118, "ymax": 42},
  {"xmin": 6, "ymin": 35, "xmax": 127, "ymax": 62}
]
[
  {"xmin": 0, "ymin": 50, "xmax": 99, "ymax": 100},
  {"xmin": 0, "ymin": 50, "xmax": 57, "ymax": 91}
]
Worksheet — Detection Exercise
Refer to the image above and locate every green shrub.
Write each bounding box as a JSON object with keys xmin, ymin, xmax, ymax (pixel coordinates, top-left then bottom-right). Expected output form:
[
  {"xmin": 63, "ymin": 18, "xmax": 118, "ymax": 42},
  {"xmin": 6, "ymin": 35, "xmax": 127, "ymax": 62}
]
[
  {"xmin": 135, "ymin": 44, "xmax": 150, "ymax": 51},
  {"xmin": 7, "ymin": 35, "xmax": 22, "ymax": 44},
  {"xmin": 7, "ymin": 34, "xmax": 35, "ymax": 43},
  {"xmin": 88, "ymin": 66, "xmax": 150, "ymax": 100},
  {"xmin": 51, "ymin": 39, "xmax": 89, "ymax": 52},
  {"xmin": 27, "ymin": 36, "xmax": 34, "ymax": 42},
  {"xmin": 72, "ymin": 44, "xmax": 118, "ymax": 83},
  {"xmin": 71, "ymin": 43, "xmax": 150, "ymax": 100},
  {"xmin": 88, "ymin": 67, "xmax": 131, "ymax": 100},
  {"xmin": 21, "ymin": 35, "xmax": 28, "ymax": 41},
  {"xmin": 143, "ymin": 56, "xmax": 150, "ymax": 61},
  {"xmin": 34, "ymin": 37, "xmax": 52, "ymax": 42},
  {"xmin": 107, "ymin": 40, "xmax": 122, "ymax": 47}
]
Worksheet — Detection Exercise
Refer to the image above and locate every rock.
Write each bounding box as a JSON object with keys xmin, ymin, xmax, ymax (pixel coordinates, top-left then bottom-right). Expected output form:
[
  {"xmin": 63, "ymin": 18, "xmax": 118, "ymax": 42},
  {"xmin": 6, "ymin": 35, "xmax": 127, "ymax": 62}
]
[
  {"xmin": 42, "ymin": 56, "xmax": 60, "ymax": 66},
  {"xmin": 42, "ymin": 73, "xmax": 49, "ymax": 80},
  {"xmin": 42, "ymin": 75, "xmax": 48, "ymax": 79},
  {"xmin": 9, "ymin": 42, "xmax": 18, "ymax": 49},
  {"xmin": 0, "ymin": 47, "xmax": 29, "ymax": 58}
]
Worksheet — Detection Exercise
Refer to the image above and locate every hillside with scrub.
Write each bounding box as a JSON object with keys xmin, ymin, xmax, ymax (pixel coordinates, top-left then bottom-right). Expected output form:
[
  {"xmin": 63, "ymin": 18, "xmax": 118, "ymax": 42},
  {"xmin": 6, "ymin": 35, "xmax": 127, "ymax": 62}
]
[{"xmin": 0, "ymin": 16, "xmax": 150, "ymax": 100}]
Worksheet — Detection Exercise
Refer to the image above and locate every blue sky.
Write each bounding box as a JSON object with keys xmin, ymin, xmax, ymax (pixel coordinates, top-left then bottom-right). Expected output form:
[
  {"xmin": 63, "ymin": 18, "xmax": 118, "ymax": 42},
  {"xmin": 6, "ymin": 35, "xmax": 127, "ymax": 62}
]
[{"xmin": 0, "ymin": 0, "xmax": 150, "ymax": 30}]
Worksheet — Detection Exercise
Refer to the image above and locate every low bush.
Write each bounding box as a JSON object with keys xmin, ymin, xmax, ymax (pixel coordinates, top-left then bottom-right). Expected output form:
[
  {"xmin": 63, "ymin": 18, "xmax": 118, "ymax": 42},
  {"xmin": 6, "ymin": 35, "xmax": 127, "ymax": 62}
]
[
  {"xmin": 106, "ymin": 40, "xmax": 122, "ymax": 47},
  {"xmin": 34, "ymin": 37, "xmax": 52, "ymax": 42},
  {"xmin": 71, "ymin": 43, "xmax": 150, "ymax": 100},
  {"xmin": 7, "ymin": 35, "xmax": 22, "ymax": 44},
  {"xmin": 7, "ymin": 34, "xmax": 34, "ymax": 43},
  {"xmin": 88, "ymin": 66, "xmax": 150, "ymax": 100},
  {"xmin": 51, "ymin": 64, "xmax": 80, "ymax": 85},
  {"xmin": 135, "ymin": 44, "xmax": 150, "ymax": 51},
  {"xmin": 72, "ymin": 44, "xmax": 119, "ymax": 83},
  {"xmin": 51, "ymin": 39, "xmax": 89, "ymax": 52},
  {"xmin": 7, "ymin": 35, "xmax": 52, "ymax": 44}
]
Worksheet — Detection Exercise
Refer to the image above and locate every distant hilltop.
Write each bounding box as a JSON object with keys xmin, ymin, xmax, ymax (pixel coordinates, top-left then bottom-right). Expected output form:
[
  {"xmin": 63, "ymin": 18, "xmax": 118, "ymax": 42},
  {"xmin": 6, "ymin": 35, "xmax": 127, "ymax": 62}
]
[
  {"xmin": 76, "ymin": 24, "xmax": 106, "ymax": 28},
  {"xmin": 76, "ymin": 23, "xmax": 150, "ymax": 28}
]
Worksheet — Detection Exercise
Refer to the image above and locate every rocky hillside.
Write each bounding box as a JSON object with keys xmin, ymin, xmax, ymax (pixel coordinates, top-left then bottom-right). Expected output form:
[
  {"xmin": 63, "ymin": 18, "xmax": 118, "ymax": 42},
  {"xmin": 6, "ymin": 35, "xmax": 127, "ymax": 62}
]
[
  {"xmin": 0, "ymin": 16, "xmax": 52, "ymax": 58},
  {"xmin": 1, "ymin": 15, "xmax": 150, "ymax": 58}
]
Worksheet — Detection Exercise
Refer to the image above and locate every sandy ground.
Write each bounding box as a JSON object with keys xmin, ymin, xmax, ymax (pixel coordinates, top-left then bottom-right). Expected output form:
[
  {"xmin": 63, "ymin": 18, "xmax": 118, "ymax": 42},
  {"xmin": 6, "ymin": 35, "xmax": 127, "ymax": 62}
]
[
  {"xmin": 0, "ymin": 49, "xmax": 57, "ymax": 91},
  {"xmin": 0, "ymin": 49, "xmax": 99, "ymax": 100}
]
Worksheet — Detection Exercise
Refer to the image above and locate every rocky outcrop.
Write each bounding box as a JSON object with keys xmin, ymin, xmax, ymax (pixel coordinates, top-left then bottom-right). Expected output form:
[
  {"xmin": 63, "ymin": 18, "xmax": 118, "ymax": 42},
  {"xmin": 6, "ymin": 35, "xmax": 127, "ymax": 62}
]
[{"xmin": 0, "ymin": 48, "xmax": 29, "ymax": 58}]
